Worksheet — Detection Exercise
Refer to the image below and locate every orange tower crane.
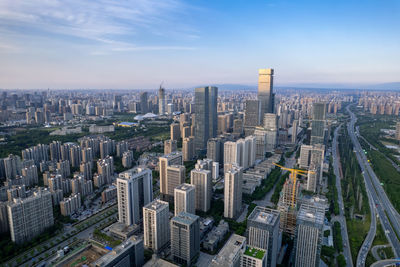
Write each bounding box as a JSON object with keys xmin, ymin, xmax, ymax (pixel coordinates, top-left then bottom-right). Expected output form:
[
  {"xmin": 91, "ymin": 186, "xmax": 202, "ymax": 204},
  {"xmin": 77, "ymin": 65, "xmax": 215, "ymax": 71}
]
[{"xmin": 273, "ymin": 163, "xmax": 315, "ymax": 207}]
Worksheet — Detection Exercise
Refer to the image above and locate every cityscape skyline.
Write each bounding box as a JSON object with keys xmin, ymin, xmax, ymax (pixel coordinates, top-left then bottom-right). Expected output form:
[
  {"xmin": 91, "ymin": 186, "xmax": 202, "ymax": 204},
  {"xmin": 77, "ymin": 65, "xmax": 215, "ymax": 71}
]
[{"xmin": 0, "ymin": 0, "xmax": 399, "ymax": 89}]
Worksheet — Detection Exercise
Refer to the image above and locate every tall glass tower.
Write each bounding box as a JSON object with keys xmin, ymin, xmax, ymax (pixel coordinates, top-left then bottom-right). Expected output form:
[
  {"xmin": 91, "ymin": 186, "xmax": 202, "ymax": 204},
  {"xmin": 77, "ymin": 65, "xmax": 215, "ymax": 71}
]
[
  {"xmin": 194, "ymin": 86, "xmax": 218, "ymax": 151},
  {"xmin": 258, "ymin": 68, "xmax": 274, "ymax": 115}
]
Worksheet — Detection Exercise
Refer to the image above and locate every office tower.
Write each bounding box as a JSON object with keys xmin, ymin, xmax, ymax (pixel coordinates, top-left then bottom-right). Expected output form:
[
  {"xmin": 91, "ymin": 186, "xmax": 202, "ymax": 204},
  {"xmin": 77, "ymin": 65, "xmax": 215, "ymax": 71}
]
[
  {"xmin": 244, "ymin": 100, "xmax": 261, "ymax": 136},
  {"xmin": 294, "ymin": 204, "xmax": 324, "ymax": 267},
  {"xmin": 7, "ymin": 188, "xmax": 54, "ymax": 244},
  {"xmin": 140, "ymin": 92, "xmax": 148, "ymax": 114},
  {"xmin": 310, "ymin": 102, "xmax": 326, "ymax": 145},
  {"xmin": 207, "ymin": 138, "xmax": 221, "ymax": 163},
  {"xmin": 174, "ymin": 183, "xmax": 196, "ymax": 216},
  {"xmin": 170, "ymin": 123, "xmax": 181, "ymax": 141},
  {"xmin": 224, "ymin": 165, "xmax": 243, "ymax": 219},
  {"xmin": 159, "ymin": 151, "xmax": 183, "ymax": 197},
  {"xmin": 396, "ymin": 122, "xmax": 400, "ymax": 140},
  {"xmin": 122, "ymin": 150, "xmax": 134, "ymax": 168},
  {"xmin": 310, "ymin": 144, "xmax": 325, "ymax": 185},
  {"xmin": 171, "ymin": 212, "xmax": 200, "ymax": 266},
  {"xmin": 247, "ymin": 206, "xmax": 280, "ymax": 267},
  {"xmin": 182, "ymin": 137, "xmax": 195, "ymax": 161},
  {"xmin": 263, "ymin": 113, "xmax": 278, "ymax": 152},
  {"xmin": 211, "ymin": 234, "xmax": 246, "ymax": 267},
  {"xmin": 113, "ymin": 95, "xmax": 122, "ymax": 111},
  {"xmin": 306, "ymin": 164, "xmax": 318, "ymax": 193},
  {"xmin": 241, "ymin": 246, "xmax": 267, "ymax": 267},
  {"xmin": 164, "ymin": 139, "xmax": 177, "ymax": 155},
  {"xmin": 165, "ymin": 165, "xmax": 186, "ymax": 201},
  {"xmin": 292, "ymin": 119, "xmax": 298, "ymax": 144},
  {"xmin": 117, "ymin": 167, "xmax": 153, "ymax": 226},
  {"xmin": 143, "ymin": 199, "xmax": 170, "ymax": 253},
  {"xmin": 60, "ymin": 193, "xmax": 81, "ymax": 216},
  {"xmin": 299, "ymin": 145, "xmax": 313, "ymax": 168},
  {"xmin": 190, "ymin": 169, "xmax": 212, "ymax": 212},
  {"xmin": 194, "ymin": 86, "xmax": 218, "ymax": 151},
  {"xmin": 258, "ymin": 68, "xmax": 274, "ymax": 115},
  {"xmin": 158, "ymin": 86, "xmax": 165, "ymax": 115}
]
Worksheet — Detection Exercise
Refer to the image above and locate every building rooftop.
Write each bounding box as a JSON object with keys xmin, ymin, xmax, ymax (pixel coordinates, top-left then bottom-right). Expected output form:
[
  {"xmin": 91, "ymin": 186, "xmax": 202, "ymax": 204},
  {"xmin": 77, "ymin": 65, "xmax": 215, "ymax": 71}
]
[
  {"xmin": 248, "ymin": 206, "xmax": 280, "ymax": 225},
  {"xmin": 144, "ymin": 199, "xmax": 169, "ymax": 211},
  {"xmin": 161, "ymin": 151, "xmax": 182, "ymax": 159},
  {"xmin": 172, "ymin": 212, "xmax": 199, "ymax": 225},
  {"xmin": 211, "ymin": 234, "xmax": 246, "ymax": 266},
  {"xmin": 244, "ymin": 246, "xmax": 266, "ymax": 260},
  {"xmin": 175, "ymin": 183, "xmax": 195, "ymax": 192},
  {"xmin": 297, "ymin": 204, "xmax": 325, "ymax": 226},
  {"xmin": 118, "ymin": 167, "xmax": 150, "ymax": 179}
]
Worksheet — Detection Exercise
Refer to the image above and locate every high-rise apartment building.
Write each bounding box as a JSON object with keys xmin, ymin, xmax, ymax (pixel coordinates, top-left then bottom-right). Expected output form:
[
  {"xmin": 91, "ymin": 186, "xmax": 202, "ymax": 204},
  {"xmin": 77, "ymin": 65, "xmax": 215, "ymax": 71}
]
[
  {"xmin": 170, "ymin": 123, "xmax": 181, "ymax": 141},
  {"xmin": 396, "ymin": 122, "xmax": 400, "ymax": 140},
  {"xmin": 294, "ymin": 204, "xmax": 324, "ymax": 267},
  {"xmin": 292, "ymin": 120, "xmax": 299, "ymax": 144},
  {"xmin": 224, "ymin": 165, "xmax": 243, "ymax": 219},
  {"xmin": 310, "ymin": 102, "xmax": 326, "ymax": 145},
  {"xmin": 165, "ymin": 165, "xmax": 186, "ymax": 200},
  {"xmin": 207, "ymin": 138, "xmax": 221, "ymax": 163},
  {"xmin": 299, "ymin": 145, "xmax": 313, "ymax": 168},
  {"xmin": 182, "ymin": 137, "xmax": 195, "ymax": 161},
  {"xmin": 7, "ymin": 188, "xmax": 54, "ymax": 244},
  {"xmin": 143, "ymin": 199, "xmax": 170, "ymax": 253},
  {"xmin": 164, "ymin": 139, "xmax": 177, "ymax": 155},
  {"xmin": 159, "ymin": 152, "xmax": 183, "ymax": 199},
  {"xmin": 258, "ymin": 69, "xmax": 274, "ymax": 115},
  {"xmin": 116, "ymin": 167, "xmax": 153, "ymax": 226},
  {"xmin": 174, "ymin": 183, "xmax": 196, "ymax": 216},
  {"xmin": 190, "ymin": 169, "xmax": 212, "ymax": 212},
  {"xmin": 194, "ymin": 86, "xmax": 218, "ymax": 151},
  {"xmin": 211, "ymin": 234, "xmax": 246, "ymax": 267},
  {"xmin": 247, "ymin": 206, "xmax": 280, "ymax": 267},
  {"xmin": 171, "ymin": 212, "xmax": 200, "ymax": 266}
]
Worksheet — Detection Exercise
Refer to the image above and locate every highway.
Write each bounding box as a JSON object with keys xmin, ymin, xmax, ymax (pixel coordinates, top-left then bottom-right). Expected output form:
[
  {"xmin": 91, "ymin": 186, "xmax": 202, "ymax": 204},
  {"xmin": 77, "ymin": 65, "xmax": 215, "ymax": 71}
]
[
  {"xmin": 346, "ymin": 104, "xmax": 400, "ymax": 265},
  {"xmin": 332, "ymin": 124, "xmax": 353, "ymax": 266}
]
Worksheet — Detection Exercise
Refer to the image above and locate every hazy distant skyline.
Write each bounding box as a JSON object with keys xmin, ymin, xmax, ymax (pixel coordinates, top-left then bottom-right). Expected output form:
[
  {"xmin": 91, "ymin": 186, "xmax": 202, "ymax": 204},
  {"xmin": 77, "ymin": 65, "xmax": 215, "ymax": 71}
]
[{"xmin": 0, "ymin": 0, "xmax": 399, "ymax": 89}]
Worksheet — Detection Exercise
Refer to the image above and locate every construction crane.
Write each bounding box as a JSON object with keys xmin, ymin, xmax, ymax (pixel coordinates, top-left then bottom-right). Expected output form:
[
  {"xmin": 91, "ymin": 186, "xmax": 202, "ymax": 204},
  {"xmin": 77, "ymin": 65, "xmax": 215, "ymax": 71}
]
[{"xmin": 273, "ymin": 163, "xmax": 315, "ymax": 207}]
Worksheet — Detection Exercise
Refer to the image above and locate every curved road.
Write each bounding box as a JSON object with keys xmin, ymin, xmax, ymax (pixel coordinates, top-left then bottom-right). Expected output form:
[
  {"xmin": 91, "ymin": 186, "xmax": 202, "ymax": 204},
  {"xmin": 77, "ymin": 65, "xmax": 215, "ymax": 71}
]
[
  {"xmin": 347, "ymin": 104, "xmax": 400, "ymax": 266},
  {"xmin": 370, "ymin": 259, "xmax": 400, "ymax": 267},
  {"xmin": 332, "ymin": 124, "xmax": 353, "ymax": 266}
]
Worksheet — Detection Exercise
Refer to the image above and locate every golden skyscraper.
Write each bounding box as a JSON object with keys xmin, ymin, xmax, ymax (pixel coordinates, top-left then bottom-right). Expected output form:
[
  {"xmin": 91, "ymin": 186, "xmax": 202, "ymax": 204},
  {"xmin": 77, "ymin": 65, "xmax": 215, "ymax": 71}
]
[{"xmin": 258, "ymin": 68, "xmax": 274, "ymax": 114}]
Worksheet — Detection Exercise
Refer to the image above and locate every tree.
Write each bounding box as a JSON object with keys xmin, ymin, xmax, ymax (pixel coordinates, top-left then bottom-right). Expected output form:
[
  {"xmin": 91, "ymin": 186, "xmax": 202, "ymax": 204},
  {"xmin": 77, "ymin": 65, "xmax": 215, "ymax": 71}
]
[{"xmin": 337, "ymin": 254, "xmax": 346, "ymax": 267}]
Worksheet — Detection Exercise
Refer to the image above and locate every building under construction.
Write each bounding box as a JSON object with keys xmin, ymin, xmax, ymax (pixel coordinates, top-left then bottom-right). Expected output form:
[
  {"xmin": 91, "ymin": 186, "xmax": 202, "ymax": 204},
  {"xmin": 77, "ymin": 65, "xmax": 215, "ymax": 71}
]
[{"xmin": 277, "ymin": 178, "xmax": 300, "ymax": 236}]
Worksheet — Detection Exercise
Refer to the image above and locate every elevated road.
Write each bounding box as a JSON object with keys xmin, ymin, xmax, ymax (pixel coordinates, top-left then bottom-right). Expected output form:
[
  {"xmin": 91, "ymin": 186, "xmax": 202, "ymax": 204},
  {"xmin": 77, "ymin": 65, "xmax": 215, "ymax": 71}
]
[{"xmin": 346, "ymin": 105, "xmax": 400, "ymax": 266}]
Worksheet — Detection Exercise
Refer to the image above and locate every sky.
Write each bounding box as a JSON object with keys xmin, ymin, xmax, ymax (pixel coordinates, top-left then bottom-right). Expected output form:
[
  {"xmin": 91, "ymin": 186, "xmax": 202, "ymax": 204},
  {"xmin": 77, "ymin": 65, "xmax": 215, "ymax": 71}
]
[{"xmin": 0, "ymin": 0, "xmax": 399, "ymax": 89}]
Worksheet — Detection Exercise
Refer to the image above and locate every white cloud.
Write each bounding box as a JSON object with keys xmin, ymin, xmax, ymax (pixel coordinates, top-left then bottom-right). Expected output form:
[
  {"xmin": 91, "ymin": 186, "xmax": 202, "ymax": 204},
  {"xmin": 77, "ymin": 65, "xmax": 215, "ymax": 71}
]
[{"xmin": 0, "ymin": 0, "xmax": 197, "ymax": 52}]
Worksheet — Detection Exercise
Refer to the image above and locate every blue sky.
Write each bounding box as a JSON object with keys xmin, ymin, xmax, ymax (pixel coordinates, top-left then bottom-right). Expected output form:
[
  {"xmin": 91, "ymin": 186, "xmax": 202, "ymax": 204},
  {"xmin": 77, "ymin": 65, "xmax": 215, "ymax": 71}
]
[{"xmin": 0, "ymin": 0, "xmax": 399, "ymax": 89}]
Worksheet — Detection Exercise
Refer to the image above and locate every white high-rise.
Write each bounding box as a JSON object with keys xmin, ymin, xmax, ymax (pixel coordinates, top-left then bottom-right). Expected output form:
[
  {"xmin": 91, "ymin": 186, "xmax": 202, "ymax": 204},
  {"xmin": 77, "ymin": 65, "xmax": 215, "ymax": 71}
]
[
  {"xmin": 117, "ymin": 167, "xmax": 153, "ymax": 226},
  {"xmin": 174, "ymin": 183, "xmax": 196, "ymax": 216},
  {"xmin": 224, "ymin": 165, "xmax": 243, "ymax": 219},
  {"xmin": 190, "ymin": 169, "xmax": 212, "ymax": 212},
  {"xmin": 143, "ymin": 199, "xmax": 170, "ymax": 253}
]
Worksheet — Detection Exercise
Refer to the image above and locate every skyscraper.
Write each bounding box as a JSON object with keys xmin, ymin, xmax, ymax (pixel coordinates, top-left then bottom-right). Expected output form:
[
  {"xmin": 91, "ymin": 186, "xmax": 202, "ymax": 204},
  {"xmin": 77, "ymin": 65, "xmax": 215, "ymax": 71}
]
[
  {"xmin": 158, "ymin": 86, "xmax": 166, "ymax": 115},
  {"xmin": 194, "ymin": 86, "xmax": 218, "ymax": 151},
  {"xmin": 171, "ymin": 212, "xmax": 200, "ymax": 266},
  {"xmin": 190, "ymin": 169, "xmax": 212, "ymax": 212},
  {"xmin": 294, "ymin": 204, "xmax": 324, "ymax": 267},
  {"xmin": 310, "ymin": 102, "xmax": 326, "ymax": 145},
  {"xmin": 244, "ymin": 100, "xmax": 261, "ymax": 135},
  {"xmin": 258, "ymin": 69, "xmax": 274, "ymax": 115},
  {"xmin": 247, "ymin": 206, "xmax": 280, "ymax": 267},
  {"xmin": 166, "ymin": 165, "xmax": 186, "ymax": 200},
  {"xmin": 263, "ymin": 113, "xmax": 278, "ymax": 152},
  {"xmin": 140, "ymin": 92, "xmax": 148, "ymax": 114},
  {"xmin": 164, "ymin": 139, "xmax": 177, "ymax": 155},
  {"xmin": 224, "ymin": 165, "xmax": 243, "ymax": 219},
  {"xmin": 143, "ymin": 199, "xmax": 170, "ymax": 253},
  {"xmin": 182, "ymin": 137, "xmax": 195, "ymax": 161},
  {"xmin": 116, "ymin": 167, "xmax": 153, "ymax": 226},
  {"xmin": 174, "ymin": 183, "xmax": 196, "ymax": 216}
]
